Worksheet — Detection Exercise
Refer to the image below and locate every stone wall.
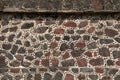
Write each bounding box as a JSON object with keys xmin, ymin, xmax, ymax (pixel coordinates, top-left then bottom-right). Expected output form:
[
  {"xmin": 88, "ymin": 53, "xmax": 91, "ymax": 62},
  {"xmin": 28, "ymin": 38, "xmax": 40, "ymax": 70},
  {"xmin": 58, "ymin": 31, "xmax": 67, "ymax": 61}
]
[{"xmin": 0, "ymin": 13, "xmax": 120, "ymax": 80}]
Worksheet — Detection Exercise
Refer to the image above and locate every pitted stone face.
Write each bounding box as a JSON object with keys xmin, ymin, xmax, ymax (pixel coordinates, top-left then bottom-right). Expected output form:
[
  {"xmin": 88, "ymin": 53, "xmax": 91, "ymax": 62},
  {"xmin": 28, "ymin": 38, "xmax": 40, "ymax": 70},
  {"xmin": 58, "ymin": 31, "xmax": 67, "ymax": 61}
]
[{"xmin": 0, "ymin": 14, "xmax": 120, "ymax": 80}]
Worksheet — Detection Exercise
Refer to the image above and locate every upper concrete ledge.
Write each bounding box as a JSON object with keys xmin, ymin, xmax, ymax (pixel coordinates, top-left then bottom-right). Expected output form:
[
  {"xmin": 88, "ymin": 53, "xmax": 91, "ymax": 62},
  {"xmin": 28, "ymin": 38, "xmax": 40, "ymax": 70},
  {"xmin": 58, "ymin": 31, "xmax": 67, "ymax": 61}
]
[{"xmin": 0, "ymin": 0, "xmax": 120, "ymax": 12}]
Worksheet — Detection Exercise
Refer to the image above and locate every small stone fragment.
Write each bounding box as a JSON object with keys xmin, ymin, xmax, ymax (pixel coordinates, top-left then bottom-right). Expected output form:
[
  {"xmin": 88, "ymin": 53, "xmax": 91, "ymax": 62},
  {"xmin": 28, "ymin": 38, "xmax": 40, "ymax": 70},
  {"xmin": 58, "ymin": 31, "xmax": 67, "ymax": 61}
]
[
  {"xmin": 34, "ymin": 74, "xmax": 41, "ymax": 80},
  {"xmin": 71, "ymin": 49, "xmax": 85, "ymax": 57},
  {"xmin": 61, "ymin": 59, "xmax": 75, "ymax": 67},
  {"xmin": 87, "ymin": 42, "xmax": 97, "ymax": 49},
  {"xmin": 76, "ymin": 30, "xmax": 86, "ymax": 34},
  {"xmin": 0, "ymin": 56, "xmax": 7, "ymax": 68},
  {"xmin": 71, "ymin": 35, "xmax": 80, "ymax": 40},
  {"xmin": 65, "ymin": 74, "xmax": 74, "ymax": 80},
  {"xmin": 100, "ymin": 39, "xmax": 114, "ymax": 44},
  {"xmin": 72, "ymin": 68, "xmax": 79, "ymax": 73},
  {"xmin": 21, "ymin": 23, "xmax": 34, "ymax": 29},
  {"xmin": 89, "ymin": 75, "xmax": 98, "ymax": 80},
  {"xmin": 54, "ymin": 28, "xmax": 65, "ymax": 34},
  {"xmin": 77, "ymin": 58, "xmax": 87, "ymax": 67},
  {"xmin": 44, "ymin": 73, "xmax": 52, "ymax": 80},
  {"xmin": 27, "ymin": 74, "xmax": 33, "ymax": 80},
  {"xmin": 9, "ymin": 60, "xmax": 20, "ymax": 67},
  {"xmin": 112, "ymin": 51, "xmax": 120, "ymax": 59},
  {"xmin": 1, "ymin": 28, "xmax": 9, "ymax": 33},
  {"xmin": 83, "ymin": 35, "xmax": 90, "ymax": 41},
  {"xmin": 35, "ymin": 51, "xmax": 43, "ymax": 58},
  {"xmin": 60, "ymin": 43, "xmax": 69, "ymax": 51},
  {"xmin": 0, "ymin": 35, "xmax": 5, "ymax": 41},
  {"xmin": 89, "ymin": 58, "xmax": 104, "ymax": 66},
  {"xmin": 45, "ymin": 34, "xmax": 53, "ymax": 40},
  {"xmin": 64, "ymin": 21, "xmax": 77, "ymax": 27},
  {"xmin": 80, "ymin": 68, "xmax": 93, "ymax": 73},
  {"xmin": 78, "ymin": 74, "xmax": 85, "ymax": 80},
  {"xmin": 50, "ymin": 42, "xmax": 58, "ymax": 49},
  {"xmin": 34, "ymin": 27, "xmax": 48, "ymax": 33},
  {"xmin": 41, "ymin": 59, "xmax": 49, "ymax": 67},
  {"xmin": 95, "ymin": 67, "xmax": 104, "ymax": 74},
  {"xmin": 9, "ymin": 26, "xmax": 18, "ymax": 32},
  {"xmin": 107, "ymin": 60, "xmax": 114, "ymax": 66},
  {"xmin": 76, "ymin": 41, "xmax": 86, "ymax": 48},
  {"xmin": 67, "ymin": 29, "xmax": 74, "ymax": 34},
  {"xmin": 105, "ymin": 28, "xmax": 118, "ymax": 37},
  {"xmin": 54, "ymin": 72, "xmax": 63, "ymax": 80},
  {"xmin": 10, "ymin": 45, "xmax": 18, "ymax": 54},
  {"xmin": 10, "ymin": 68, "xmax": 20, "ymax": 73},
  {"xmin": 114, "ymin": 37, "xmax": 120, "ymax": 43},
  {"xmin": 39, "ymin": 36, "xmax": 44, "ymax": 41},
  {"xmin": 2, "ymin": 43, "xmax": 11, "ymax": 50},
  {"xmin": 16, "ymin": 40, "xmax": 22, "ymax": 45},
  {"xmin": 18, "ymin": 47, "xmax": 26, "ymax": 53},
  {"xmin": 1, "ymin": 75, "xmax": 12, "ymax": 80},
  {"xmin": 8, "ymin": 34, "xmax": 15, "ymax": 42},
  {"xmin": 99, "ymin": 47, "xmax": 110, "ymax": 57},
  {"xmin": 88, "ymin": 27, "xmax": 95, "ymax": 33},
  {"xmin": 79, "ymin": 21, "xmax": 88, "ymax": 28},
  {"xmin": 25, "ymin": 56, "xmax": 34, "ymax": 61},
  {"xmin": 21, "ymin": 61, "xmax": 31, "ymax": 67},
  {"xmin": 114, "ymin": 75, "xmax": 120, "ymax": 80},
  {"xmin": 24, "ymin": 41, "xmax": 30, "ymax": 47},
  {"xmin": 63, "ymin": 36, "xmax": 70, "ymax": 41}
]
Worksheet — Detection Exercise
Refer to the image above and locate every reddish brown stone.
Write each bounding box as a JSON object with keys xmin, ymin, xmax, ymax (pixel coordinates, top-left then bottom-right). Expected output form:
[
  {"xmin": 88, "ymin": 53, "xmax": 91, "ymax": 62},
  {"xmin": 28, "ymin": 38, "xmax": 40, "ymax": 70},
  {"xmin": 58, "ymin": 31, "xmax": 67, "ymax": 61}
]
[
  {"xmin": 21, "ymin": 61, "xmax": 31, "ymax": 67},
  {"xmin": 77, "ymin": 58, "xmax": 87, "ymax": 67},
  {"xmin": 51, "ymin": 58, "xmax": 59, "ymax": 67},
  {"xmin": 92, "ymin": 0, "xmax": 103, "ymax": 10},
  {"xmin": 76, "ymin": 41, "xmax": 86, "ymax": 48},
  {"xmin": 62, "ymin": 52, "xmax": 70, "ymax": 59},
  {"xmin": 88, "ymin": 27, "xmax": 95, "ymax": 33},
  {"xmin": 89, "ymin": 58, "xmax": 104, "ymax": 66},
  {"xmin": 108, "ymin": 44, "xmax": 119, "ymax": 48},
  {"xmin": 39, "ymin": 68, "xmax": 48, "ymax": 72},
  {"xmin": 99, "ymin": 47, "xmax": 110, "ymax": 57},
  {"xmin": 95, "ymin": 67, "xmax": 104, "ymax": 74},
  {"xmin": 34, "ymin": 60, "xmax": 40, "ymax": 66},
  {"xmin": 15, "ymin": 55, "xmax": 24, "ymax": 61},
  {"xmin": 64, "ymin": 21, "xmax": 77, "ymax": 28},
  {"xmin": 116, "ymin": 60, "xmax": 120, "ymax": 66},
  {"xmin": 27, "ymin": 49, "xmax": 34, "ymax": 53},
  {"xmin": 65, "ymin": 74, "xmax": 74, "ymax": 80},
  {"xmin": 78, "ymin": 74, "xmax": 85, "ymax": 80},
  {"xmin": 45, "ymin": 52, "xmax": 51, "ymax": 57},
  {"xmin": 109, "ymin": 68, "xmax": 118, "ymax": 75},
  {"xmin": 2, "ymin": 43, "xmax": 12, "ymax": 50},
  {"xmin": 79, "ymin": 21, "xmax": 88, "ymax": 28},
  {"xmin": 54, "ymin": 28, "xmax": 65, "ymax": 34},
  {"xmin": 0, "ymin": 35, "xmax": 6, "ymax": 41},
  {"xmin": 0, "ymin": 56, "xmax": 7, "ymax": 68},
  {"xmin": 50, "ymin": 42, "xmax": 58, "ymax": 49},
  {"xmin": 10, "ymin": 68, "xmax": 20, "ymax": 73},
  {"xmin": 41, "ymin": 59, "xmax": 49, "ymax": 67},
  {"xmin": 101, "ymin": 76, "xmax": 110, "ymax": 80},
  {"xmin": 105, "ymin": 28, "xmax": 118, "ymax": 37},
  {"xmin": 84, "ymin": 51, "xmax": 92, "ymax": 57}
]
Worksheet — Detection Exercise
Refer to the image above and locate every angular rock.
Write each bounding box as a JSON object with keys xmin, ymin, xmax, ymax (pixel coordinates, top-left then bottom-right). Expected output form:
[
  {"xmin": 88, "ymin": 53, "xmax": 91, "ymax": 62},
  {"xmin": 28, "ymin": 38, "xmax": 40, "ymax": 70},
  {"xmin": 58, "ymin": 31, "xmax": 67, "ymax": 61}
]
[
  {"xmin": 61, "ymin": 59, "xmax": 75, "ymax": 67},
  {"xmin": 63, "ymin": 36, "xmax": 70, "ymax": 41},
  {"xmin": 114, "ymin": 75, "xmax": 120, "ymax": 80},
  {"xmin": 17, "ymin": 47, "xmax": 26, "ymax": 53},
  {"xmin": 9, "ymin": 60, "xmax": 20, "ymax": 67},
  {"xmin": 65, "ymin": 74, "xmax": 74, "ymax": 80},
  {"xmin": 105, "ymin": 28, "xmax": 118, "ymax": 37},
  {"xmin": 21, "ymin": 23, "xmax": 34, "ymax": 29},
  {"xmin": 100, "ymin": 39, "xmax": 114, "ymax": 44},
  {"xmin": 77, "ymin": 58, "xmax": 87, "ymax": 67},
  {"xmin": 89, "ymin": 75, "xmax": 98, "ymax": 80},
  {"xmin": 41, "ymin": 59, "xmax": 49, "ymax": 67},
  {"xmin": 80, "ymin": 68, "xmax": 93, "ymax": 73},
  {"xmin": 35, "ymin": 51, "xmax": 43, "ymax": 58},
  {"xmin": 107, "ymin": 60, "xmax": 114, "ymax": 66},
  {"xmin": 54, "ymin": 72, "xmax": 63, "ymax": 80},
  {"xmin": 0, "ymin": 35, "xmax": 5, "ymax": 41},
  {"xmin": 71, "ymin": 49, "xmax": 85, "ymax": 57},
  {"xmin": 44, "ymin": 73, "xmax": 52, "ymax": 80},
  {"xmin": 71, "ymin": 68, "xmax": 79, "ymax": 73},
  {"xmin": 9, "ymin": 26, "xmax": 18, "ymax": 32},
  {"xmin": 77, "ymin": 74, "xmax": 85, "ymax": 80},
  {"xmin": 0, "ymin": 56, "xmax": 7, "ymax": 68},
  {"xmin": 24, "ymin": 41, "xmax": 30, "ymax": 47},
  {"xmin": 1, "ymin": 75, "xmax": 12, "ymax": 80},
  {"xmin": 79, "ymin": 21, "xmax": 88, "ymax": 28},
  {"xmin": 60, "ymin": 43, "xmax": 69, "ymax": 51},
  {"xmin": 10, "ymin": 45, "xmax": 18, "ymax": 54},
  {"xmin": 54, "ymin": 28, "xmax": 65, "ymax": 34},
  {"xmin": 67, "ymin": 29, "xmax": 74, "ymax": 34},
  {"xmin": 112, "ymin": 51, "xmax": 120, "ymax": 59},
  {"xmin": 87, "ymin": 42, "xmax": 97, "ymax": 49},
  {"xmin": 99, "ymin": 47, "xmax": 110, "ymax": 57},
  {"xmin": 89, "ymin": 58, "xmax": 104, "ymax": 66},
  {"xmin": 2, "ymin": 43, "xmax": 11, "ymax": 50},
  {"xmin": 34, "ymin": 27, "xmax": 48, "ymax": 33},
  {"xmin": 45, "ymin": 34, "xmax": 53, "ymax": 40},
  {"xmin": 34, "ymin": 74, "xmax": 41, "ymax": 80},
  {"xmin": 114, "ymin": 37, "xmax": 120, "ymax": 43}
]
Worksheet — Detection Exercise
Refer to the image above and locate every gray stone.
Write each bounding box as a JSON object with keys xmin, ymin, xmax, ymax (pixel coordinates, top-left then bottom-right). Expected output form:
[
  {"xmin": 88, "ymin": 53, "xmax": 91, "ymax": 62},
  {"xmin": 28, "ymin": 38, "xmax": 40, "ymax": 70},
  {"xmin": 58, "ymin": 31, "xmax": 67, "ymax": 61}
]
[
  {"xmin": 72, "ymin": 68, "xmax": 79, "ymax": 73},
  {"xmin": 114, "ymin": 75, "xmax": 120, "ymax": 80},
  {"xmin": 113, "ymin": 51, "xmax": 120, "ymax": 59},
  {"xmin": 45, "ymin": 34, "xmax": 53, "ymax": 40},
  {"xmin": 54, "ymin": 72, "xmax": 63, "ymax": 80},
  {"xmin": 34, "ymin": 27, "xmax": 48, "ymax": 33},
  {"xmin": 89, "ymin": 75, "xmax": 98, "ymax": 80},
  {"xmin": 1, "ymin": 75, "xmax": 12, "ymax": 80},
  {"xmin": 80, "ymin": 68, "xmax": 93, "ymax": 73},
  {"xmin": 21, "ymin": 23, "xmax": 34, "ymax": 29},
  {"xmin": 100, "ymin": 39, "xmax": 114, "ymax": 44},
  {"xmin": 99, "ymin": 47, "xmax": 110, "ymax": 57},
  {"xmin": 35, "ymin": 51, "xmax": 43, "ymax": 58},
  {"xmin": 87, "ymin": 42, "xmax": 97, "ymax": 49},
  {"xmin": 61, "ymin": 59, "xmax": 75, "ymax": 67},
  {"xmin": 44, "ymin": 73, "xmax": 52, "ymax": 80},
  {"xmin": 35, "ymin": 74, "xmax": 41, "ymax": 80}
]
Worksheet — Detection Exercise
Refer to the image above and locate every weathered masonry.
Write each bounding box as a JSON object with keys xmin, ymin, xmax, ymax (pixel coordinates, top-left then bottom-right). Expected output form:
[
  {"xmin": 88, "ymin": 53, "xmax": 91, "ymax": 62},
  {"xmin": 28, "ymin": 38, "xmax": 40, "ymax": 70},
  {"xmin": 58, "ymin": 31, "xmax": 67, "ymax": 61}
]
[{"xmin": 0, "ymin": 0, "xmax": 120, "ymax": 80}]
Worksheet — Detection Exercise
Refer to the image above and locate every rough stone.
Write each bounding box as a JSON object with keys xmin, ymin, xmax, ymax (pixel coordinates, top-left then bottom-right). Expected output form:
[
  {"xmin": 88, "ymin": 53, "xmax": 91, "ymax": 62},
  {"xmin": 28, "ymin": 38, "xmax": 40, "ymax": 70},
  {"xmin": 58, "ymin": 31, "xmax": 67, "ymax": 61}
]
[
  {"xmin": 77, "ymin": 58, "xmax": 87, "ymax": 67},
  {"xmin": 34, "ymin": 27, "xmax": 48, "ymax": 33},
  {"xmin": 79, "ymin": 21, "xmax": 88, "ymax": 28},
  {"xmin": 65, "ymin": 74, "xmax": 74, "ymax": 80},
  {"xmin": 71, "ymin": 68, "xmax": 79, "ymax": 73},
  {"xmin": 17, "ymin": 47, "xmax": 26, "ymax": 53},
  {"xmin": 2, "ymin": 43, "xmax": 12, "ymax": 50},
  {"xmin": 45, "ymin": 34, "xmax": 53, "ymax": 40},
  {"xmin": 77, "ymin": 74, "xmax": 85, "ymax": 80},
  {"xmin": 41, "ymin": 59, "xmax": 49, "ymax": 67},
  {"xmin": 99, "ymin": 47, "xmax": 110, "ymax": 57},
  {"xmin": 10, "ymin": 45, "xmax": 18, "ymax": 54},
  {"xmin": 34, "ymin": 74, "xmax": 41, "ymax": 80},
  {"xmin": 112, "ymin": 51, "xmax": 120, "ymax": 59},
  {"xmin": 105, "ymin": 28, "xmax": 118, "ymax": 37},
  {"xmin": 0, "ymin": 55, "xmax": 7, "ymax": 68},
  {"xmin": 100, "ymin": 39, "xmax": 114, "ymax": 44},
  {"xmin": 114, "ymin": 75, "xmax": 120, "ymax": 80},
  {"xmin": 54, "ymin": 72, "xmax": 63, "ymax": 80},
  {"xmin": 1, "ymin": 75, "xmax": 12, "ymax": 80},
  {"xmin": 60, "ymin": 43, "xmax": 69, "ymax": 51},
  {"xmin": 89, "ymin": 75, "xmax": 98, "ymax": 80},
  {"xmin": 71, "ymin": 49, "xmax": 85, "ymax": 57},
  {"xmin": 61, "ymin": 59, "xmax": 75, "ymax": 67},
  {"xmin": 54, "ymin": 28, "xmax": 65, "ymax": 34},
  {"xmin": 80, "ymin": 68, "xmax": 93, "ymax": 73},
  {"xmin": 44, "ymin": 73, "xmax": 52, "ymax": 80},
  {"xmin": 64, "ymin": 21, "xmax": 77, "ymax": 28},
  {"xmin": 21, "ymin": 23, "xmax": 34, "ymax": 29},
  {"xmin": 0, "ymin": 35, "xmax": 6, "ymax": 41},
  {"xmin": 87, "ymin": 42, "xmax": 97, "ymax": 49},
  {"xmin": 89, "ymin": 58, "xmax": 104, "ymax": 66}
]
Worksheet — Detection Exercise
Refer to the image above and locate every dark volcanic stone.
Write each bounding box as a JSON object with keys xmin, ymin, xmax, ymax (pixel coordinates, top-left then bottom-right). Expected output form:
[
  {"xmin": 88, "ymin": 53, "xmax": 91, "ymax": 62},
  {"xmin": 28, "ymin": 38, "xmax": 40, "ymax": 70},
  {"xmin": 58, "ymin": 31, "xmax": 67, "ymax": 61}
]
[
  {"xmin": 35, "ymin": 51, "xmax": 43, "ymax": 58},
  {"xmin": 0, "ymin": 56, "xmax": 7, "ymax": 68},
  {"xmin": 0, "ymin": 35, "xmax": 5, "ymax": 41},
  {"xmin": 9, "ymin": 26, "xmax": 18, "ymax": 32},
  {"xmin": 54, "ymin": 72, "xmax": 63, "ymax": 80},
  {"xmin": 105, "ymin": 28, "xmax": 118, "ymax": 37},
  {"xmin": 45, "ymin": 34, "xmax": 53, "ymax": 40},
  {"xmin": 78, "ymin": 74, "xmax": 85, "ymax": 80},
  {"xmin": 34, "ymin": 27, "xmax": 48, "ymax": 33},
  {"xmin": 71, "ymin": 35, "xmax": 80, "ymax": 40},
  {"xmin": 34, "ymin": 73, "xmax": 41, "ymax": 80},
  {"xmin": 83, "ymin": 35, "xmax": 90, "ymax": 41},
  {"xmin": 9, "ymin": 60, "xmax": 20, "ymax": 67},
  {"xmin": 99, "ymin": 47, "xmax": 110, "ymax": 57},
  {"xmin": 1, "ymin": 28, "xmax": 9, "ymax": 33},
  {"xmin": 2, "ymin": 43, "xmax": 11, "ymax": 50},
  {"xmin": 100, "ymin": 39, "xmax": 114, "ymax": 44},
  {"xmin": 8, "ymin": 34, "xmax": 15, "ymax": 42},
  {"xmin": 87, "ymin": 42, "xmax": 97, "ymax": 49},
  {"xmin": 76, "ymin": 30, "xmax": 86, "ymax": 34},
  {"xmin": 10, "ymin": 45, "xmax": 18, "ymax": 54},
  {"xmin": 67, "ymin": 29, "xmax": 74, "ymax": 34},
  {"xmin": 107, "ymin": 60, "xmax": 114, "ymax": 66},
  {"xmin": 41, "ymin": 43, "xmax": 48, "ymax": 50},
  {"xmin": 89, "ymin": 58, "xmax": 104, "ymax": 66},
  {"xmin": 80, "ymin": 68, "xmax": 93, "ymax": 73},
  {"xmin": 89, "ymin": 75, "xmax": 98, "ymax": 80},
  {"xmin": 21, "ymin": 23, "xmax": 34, "ymax": 29},
  {"xmin": 72, "ymin": 68, "xmax": 79, "ymax": 73},
  {"xmin": 1, "ymin": 75, "xmax": 12, "ymax": 80},
  {"xmin": 114, "ymin": 37, "xmax": 120, "ymax": 43},
  {"xmin": 29, "ymin": 68, "xmax": 36, "ymax": 72},
  {"xmin": 44, "ymin": 73, "xmax": 52, "ymax": 80},
  {"xmin": 16, "ymin": 40, "xmax": 22, "ymax": 45},
  {"xmin": 63, "ymin": 36, "xmax": 70, "ymax": 41},
  {"xmin": 24, "ymin": 41, "xmax": 30, "ymax": 47},
  {"xmin": 27, "ymin": 74, "xmax": 33, "ymax": 80},
  {"xmin": 0, "ymin": 68, "xmax": 8, "ymax": 73},
  {"xmin": 114, "ymin": 75, "xmax": 120, "ymax": 80},
  {"xmin": 71, "ymin": 49, "xmax": 85, "ymax": 57},
  {"xmin": 60, "ymin": 43, "xmax": 69, "ymax": 51},
  {"xmin": 113, "ymin": 51, "xmax": 120, "ymax": 59},
  {"xmin": 49, "ymin": 66, "xmax": 58, "ymax": 72},
  {"xmin": 26, "ymin": 56, "xmax": 34, "ymax": 61},
  {"xmin": 39, "ymin": 36, "xmax": 44, "ymax": 41},
  {"xmin": 18, "ymin": 47, "xmax": 26, "ymax": 53},
  {"xmin": 61, "ymin": 59, "xmax": 75, "ymax": 67}
]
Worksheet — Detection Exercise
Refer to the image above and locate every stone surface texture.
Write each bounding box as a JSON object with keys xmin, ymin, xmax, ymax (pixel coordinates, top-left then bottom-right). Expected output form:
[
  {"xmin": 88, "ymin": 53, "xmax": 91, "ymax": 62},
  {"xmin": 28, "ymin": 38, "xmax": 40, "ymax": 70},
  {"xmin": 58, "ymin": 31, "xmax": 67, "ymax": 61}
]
[{"xmin": 0, "ymin": 13, "xmax": 120, "ymax": 80}]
